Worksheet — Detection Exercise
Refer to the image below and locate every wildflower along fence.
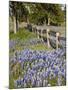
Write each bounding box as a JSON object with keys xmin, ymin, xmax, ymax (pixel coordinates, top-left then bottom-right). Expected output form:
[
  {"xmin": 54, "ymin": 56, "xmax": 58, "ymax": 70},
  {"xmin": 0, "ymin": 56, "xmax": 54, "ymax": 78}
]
[
  {"xmin": 9, "ymin": 25, "xmax": 66, "ymax": 88},
  {"xmin": 31, "ymin": 26, "xmax": 66, "ymax": 49}
]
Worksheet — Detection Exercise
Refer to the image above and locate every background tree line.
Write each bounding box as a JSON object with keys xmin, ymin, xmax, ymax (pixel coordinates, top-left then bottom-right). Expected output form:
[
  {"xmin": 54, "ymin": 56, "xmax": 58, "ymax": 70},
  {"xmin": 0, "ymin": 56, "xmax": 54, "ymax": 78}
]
[{"xmin": 9, "ymin": 1, "xmax": 66, "ymax": 34}]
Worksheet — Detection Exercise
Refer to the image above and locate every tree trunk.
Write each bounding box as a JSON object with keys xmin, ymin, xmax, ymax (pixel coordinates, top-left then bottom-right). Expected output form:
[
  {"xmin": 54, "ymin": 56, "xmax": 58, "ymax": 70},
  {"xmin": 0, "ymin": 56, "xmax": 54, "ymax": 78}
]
[
  {"xmin": 16, "ymin": 17, "xmax": 19, "ymax": 31},
  {"xmin": 13, "ymin": 16, "xmax": 16, "ymax": 34},
  {"xmin": 48, "ymin": 17, "xmax": 50, "ymax": 25},
  {"xmin": 16, "ymin": 15, "xmax": 19, "ymax": 31},
  {"xmin": 27, "ymin": 17, "xmax": 29, "ymax": 24}
]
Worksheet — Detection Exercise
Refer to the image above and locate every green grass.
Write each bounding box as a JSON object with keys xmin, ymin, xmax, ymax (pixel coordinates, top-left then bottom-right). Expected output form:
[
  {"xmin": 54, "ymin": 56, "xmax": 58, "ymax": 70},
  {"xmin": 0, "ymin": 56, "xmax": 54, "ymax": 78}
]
[
  {"xmin": 9, "ymin": 62, "xmax": 22, "ymax": 89},
  {"xmin": 9, "ymin": 27, "xmax": 52, "ymax": 51},
  {"xmin": 48, "ymin": 77, "xmax": 57, "ymax": 86},
  {"xmin": 9, "ymin": 75, "xmax": 14, "ymax": 89},
  {"xmin": 29, "ymin": 43, "xmax": 52, "ymax": 50},
  {"xmin": 10, "ymin": 43, "xmax": 52, "ymax": 53},
  {"xmin": 9, "ymin": 28, "xmax": 37, "ymax": 40}
]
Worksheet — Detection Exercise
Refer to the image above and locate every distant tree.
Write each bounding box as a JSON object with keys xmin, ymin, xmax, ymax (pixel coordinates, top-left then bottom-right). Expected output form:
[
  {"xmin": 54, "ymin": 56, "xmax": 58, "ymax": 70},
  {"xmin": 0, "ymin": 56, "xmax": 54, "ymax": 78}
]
[
  {"xmin": 9, "ymin": 2, "xmax": 65, "ymax": 34},
  {"xmin": 26, "ymin": 3, "xmax": 65, "ymax": 26},
  {"xmin": 9, "ymin": 1, "xmax": 28, "ymax": 33},
  {"xmin": 40, "ymin": 4, "xmax": 64, "ymax": 25}
]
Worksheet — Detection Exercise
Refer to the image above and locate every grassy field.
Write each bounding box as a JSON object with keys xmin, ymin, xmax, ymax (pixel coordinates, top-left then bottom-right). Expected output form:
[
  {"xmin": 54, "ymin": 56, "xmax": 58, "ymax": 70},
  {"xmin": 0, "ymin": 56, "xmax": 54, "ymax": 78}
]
[
  {"xmin": 9, "ymin": 28, "xmax": 52, "ymax": 51},
  {"xmin": 9, "ymin": 28, "xmax": 37, "ymax": 40}
]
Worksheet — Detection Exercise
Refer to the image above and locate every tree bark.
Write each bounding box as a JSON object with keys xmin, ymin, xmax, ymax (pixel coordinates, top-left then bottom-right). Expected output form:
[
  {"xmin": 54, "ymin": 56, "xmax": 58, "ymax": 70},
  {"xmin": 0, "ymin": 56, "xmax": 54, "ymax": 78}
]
[
  {"xmin": 48, "ymin": 17, "xmax": 50, "ymax": 25},
  {"xmin": 13, "ymin": 16, "xmax": 16, "ymax": 34},
  {"xmin": 13, "ymin": 14, "xmax": 19, "ymax": 34},
  {"xmin": 16, "ymin": 17, "xmax": 19, "ymax": 31},
  {"xmin": 27, "ymin": 17, "xmax": 29, "ymax": 24}
]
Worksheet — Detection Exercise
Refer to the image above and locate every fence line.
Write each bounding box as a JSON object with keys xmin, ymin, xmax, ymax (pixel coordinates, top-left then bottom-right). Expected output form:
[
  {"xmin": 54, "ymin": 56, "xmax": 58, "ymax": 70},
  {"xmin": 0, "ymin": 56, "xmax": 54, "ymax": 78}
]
[{"xmin": 32, "ymin": 26, "xmax": 66, "ymax": 49}]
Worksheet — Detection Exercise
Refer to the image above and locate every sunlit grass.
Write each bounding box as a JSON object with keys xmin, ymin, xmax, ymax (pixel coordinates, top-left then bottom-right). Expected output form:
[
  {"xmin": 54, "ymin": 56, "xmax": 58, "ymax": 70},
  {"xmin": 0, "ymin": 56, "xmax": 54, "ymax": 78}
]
[
  {"xmin": 29, "ymin": 43, "xmax": 52, "ymax": 50},
  {"xmin": 9, "ymin": 28, "xmax": 37, "ymax": 40}
]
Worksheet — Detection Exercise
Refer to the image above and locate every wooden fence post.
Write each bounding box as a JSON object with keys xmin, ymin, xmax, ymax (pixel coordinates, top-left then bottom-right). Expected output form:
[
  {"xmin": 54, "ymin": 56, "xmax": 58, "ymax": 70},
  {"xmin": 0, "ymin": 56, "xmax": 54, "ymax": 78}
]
[
  {"xmin": 56, "ymin": 32, "xmax": 59, "ymax": 49},
  {"xmin": 47, "ymin": 29, "xmax": 50, "ymax": 48}
]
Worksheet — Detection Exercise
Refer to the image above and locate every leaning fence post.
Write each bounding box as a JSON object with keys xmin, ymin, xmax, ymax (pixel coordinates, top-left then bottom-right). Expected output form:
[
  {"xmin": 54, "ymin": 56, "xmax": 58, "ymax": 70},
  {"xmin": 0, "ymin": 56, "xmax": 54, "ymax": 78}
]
[
  {"xmin": 47, "ymin": 29, "xmax": 50, "ymax": 48},
  {"xmin": 56, "ymin": 32, "xmax": 59, "ymax": 49},
  {"xmin": 32, "ymin": 26, "xmax": 34, "ymax": 32}
]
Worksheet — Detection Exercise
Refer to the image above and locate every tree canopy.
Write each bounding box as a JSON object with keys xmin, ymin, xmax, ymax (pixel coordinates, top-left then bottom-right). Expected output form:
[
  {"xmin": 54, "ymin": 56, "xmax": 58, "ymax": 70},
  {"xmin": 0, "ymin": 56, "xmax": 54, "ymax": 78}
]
[{"xmin": 9, "ymin": 1, "xmax": 65, "ymax": 33}]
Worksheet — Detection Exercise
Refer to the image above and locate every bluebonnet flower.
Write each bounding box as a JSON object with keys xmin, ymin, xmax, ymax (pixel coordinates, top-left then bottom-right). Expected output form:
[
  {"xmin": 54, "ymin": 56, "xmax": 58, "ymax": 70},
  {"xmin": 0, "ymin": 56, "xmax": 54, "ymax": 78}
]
[{"xmin": 10, "ymin": 45, "xmax": 66, "ymax": 88}]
